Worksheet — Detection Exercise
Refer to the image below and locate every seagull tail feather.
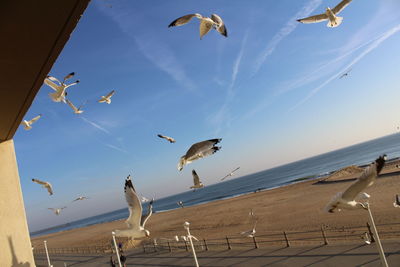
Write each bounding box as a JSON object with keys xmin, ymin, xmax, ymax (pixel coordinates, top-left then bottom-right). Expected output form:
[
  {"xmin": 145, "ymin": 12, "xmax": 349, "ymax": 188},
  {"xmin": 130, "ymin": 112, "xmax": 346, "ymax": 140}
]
[
  {"xmin": 324, "ymin": 192, "xmax": 343, "ymax": 213},
  {"xmin": 327, "ymin": 17, "xmax": 343, "ymax": 28}
]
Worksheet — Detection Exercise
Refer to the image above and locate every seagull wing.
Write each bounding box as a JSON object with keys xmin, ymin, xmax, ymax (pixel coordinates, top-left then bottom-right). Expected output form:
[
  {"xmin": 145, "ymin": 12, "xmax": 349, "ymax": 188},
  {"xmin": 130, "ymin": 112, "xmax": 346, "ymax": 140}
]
[
  {"xmin": 32, "ymin": 178, "xmax": 47, "ymax": 186},
  {"xmin": 45, "ymin": 183, "xmax": 53, "ymax": 195},
  {"xmin": 332, "ymin": 0, "xmax": 353, "ymax": 15},
  {"xmin": 44, "ymin": 78, "xmax": 61, "ymax": 91},
  {"xmin": 140, "ymin": 199, "xmax": 153, "ymax": 227},
  {"xmin": 28, "ymin": 115, "xmax": 41, "ymax": 124},
  {"xmin": 199, "ymin": 19, "xmax": 214, "ymax": 39},
  {"xmin": 341, "ymin": 164, "xmax": 378, "ymax": 201},
  {"xmin": 220, "ymin": 174, "xmax": 230, "ymax": 181},
  {"xmin": 192, "ymin": 170, "xmax": 201, "ymax": 186},
  {"xmin": 105, "ymin": 90, "xmax": 115, "ymax": 98},
  {"xmin": 185, "ymin": 139, "xmax": 222, "ymax": 158},
  {"xmin": 124, "ymin": 176, "xmax": 143, "ymax": 229},
  {"xmin": 211, "ymin": 14, "xmax": 227, "ymax": 37},
  {"xmin": 168, "ymin": 14, "xmax": 200, "ymax": 27},
  {"xmin": 297, "ymin": 13, "xmax": 328, "ymax": 24},
  {"xmin": 66, "ymin": 99, "xmax": 79, "ymax": 112}
]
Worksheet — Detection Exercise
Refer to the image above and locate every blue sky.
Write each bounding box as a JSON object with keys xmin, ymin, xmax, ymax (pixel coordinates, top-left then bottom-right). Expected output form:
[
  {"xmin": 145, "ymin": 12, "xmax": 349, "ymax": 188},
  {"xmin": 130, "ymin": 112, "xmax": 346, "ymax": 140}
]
[{"xmin": 15, "ymin": 0, "xmax": 400, "ymax": 231}]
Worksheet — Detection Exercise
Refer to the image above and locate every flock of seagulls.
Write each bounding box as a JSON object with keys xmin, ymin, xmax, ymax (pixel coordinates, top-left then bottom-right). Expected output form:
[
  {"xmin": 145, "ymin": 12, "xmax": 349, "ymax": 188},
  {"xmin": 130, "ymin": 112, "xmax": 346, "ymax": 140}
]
[{"xmin": 25, "ymin": 0, "xmax": 400, "ymax": 244}]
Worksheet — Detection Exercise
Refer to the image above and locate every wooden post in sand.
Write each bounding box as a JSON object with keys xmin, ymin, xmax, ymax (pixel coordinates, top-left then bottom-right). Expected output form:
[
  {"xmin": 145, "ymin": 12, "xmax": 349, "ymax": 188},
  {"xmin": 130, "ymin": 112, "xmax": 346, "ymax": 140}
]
[
  {"xmin": 184, "ymin": 240, "xmax": 189, "ymax": 251},
  {"xmin": 321, "ymin": 225, "xmax": 328, "ymax": 245},
  {"xmin": 203, "ymin": 238, "xmax": 209, "ymax": 251},
  {"xmin": 366, "ymin": 222, "xmax": 375, "ymax": 243},
  {"xmin": 153, "ymin": 239, "xmax": 157, "ymax": 252},
  {"xmin": 253, "ymin": 236, "xmax": 259, "ymax": 249},
  {"xmin": 226, "ymin": 236, "xmax": 232, "ymax": 250},
  {"xmin": 142, "ymin": 243, "xmax": 146, "ymax": 253},
  {"xmin": 283, "ymin": 231, "xmax": 290, "ymax": 247},
  {"xmin": 167, "ymin": 241, "xmax": 172, "ymax": 252}
]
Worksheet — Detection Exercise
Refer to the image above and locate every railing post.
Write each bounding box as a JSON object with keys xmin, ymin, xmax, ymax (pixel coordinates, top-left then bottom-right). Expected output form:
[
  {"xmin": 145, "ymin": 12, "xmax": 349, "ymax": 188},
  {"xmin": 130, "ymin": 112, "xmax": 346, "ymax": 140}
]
[
  {"xmin": 203, "ymin": 238, "xmax": 208, "ymax": 251},
  {"xmin": 321, "ymin": 225, "xmax": 328, "ymax": 245},
  {"xmin": 366, "ymin": 222, "xmax": 375, "ymax": 243},
  {"xmin": 142, "ymin": 243, "xmax": 146, "ymax": 253},
  {"xmin": 253, "ymin": 236, "xmax": 259, "ymax": 249},
  {"xmin": 226, "ymin": 236, "xmax": 231, "ymax": 250},
  {"xmin": 283, "ymin": 231, "xmax": 290, "ymax": 247},
  {"xmin": 184, "ymin": 240, "xmax": 189, "ymax": 251},
  {"xmin": 153, "ymin": 239, "xmax": 157, "ymax": 252},
  {"xmin": 167, "ymin": 241, "xmax": 172, "ymax": 252}
]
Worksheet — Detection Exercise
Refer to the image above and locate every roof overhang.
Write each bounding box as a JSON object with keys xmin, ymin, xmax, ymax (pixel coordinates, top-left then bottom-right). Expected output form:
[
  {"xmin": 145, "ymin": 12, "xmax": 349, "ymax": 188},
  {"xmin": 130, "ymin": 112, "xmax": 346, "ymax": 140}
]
[{"xmin": 0, "ymin": 0, "xmax": 91, "ymax": 142}]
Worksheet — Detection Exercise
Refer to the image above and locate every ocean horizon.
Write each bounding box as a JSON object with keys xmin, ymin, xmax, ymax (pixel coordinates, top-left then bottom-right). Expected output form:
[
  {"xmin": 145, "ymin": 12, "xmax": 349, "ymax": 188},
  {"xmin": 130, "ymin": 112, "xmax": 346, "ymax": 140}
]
[{"xmin": 30, "ymin": 132, "xmax": 400, "ymax": 237}]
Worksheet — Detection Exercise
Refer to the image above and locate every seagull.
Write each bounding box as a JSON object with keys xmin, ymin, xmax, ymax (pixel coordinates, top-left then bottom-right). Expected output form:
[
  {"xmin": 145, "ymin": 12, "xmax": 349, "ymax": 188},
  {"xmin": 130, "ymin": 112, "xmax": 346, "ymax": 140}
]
[
  {"xmin": 180, "ymin": 235, "xmax": 198, "ymax": 242},
  {"xmin": 393, "ymin": 194, "xmax": 400, "ymax": 208},
  {"xmin": 339, "ymin": 69, "xmax": 352, "ymax": 79},
  {"xmin": 44, "ymin": 72, "xmax": 79, "ymax": 103},
  {"xmin": 21, "ymin": 114, "xmax": 42, "ymax": 130},
  {"xmin": 297, "ymin": 0, "xmax": 353, "ymax": 28},
  {"xmin": 114, "ymin": 175, "xmax": 152, "ymax": 238},
  {"xmin": 72, "ymin": 196, "xmax": 89, "ymax": 202},
  {"xmin": 177, "ymin": 201, "xmax": 184, "ymax": 208},
  {"xmin": 66, "ymin": 99, "xmax": 85, "ymax": 114},
  {"xmin": 157, "ymin": 134, "xmax": 176, "ymax": 143},
  {"xmin": 174, "ymin": 235, "xmax": 179, "ymax": 242},
  {"xmin": 190, "ymin": 170, "xmax": 204, "ymax": 190},
  {"xmin": 98, "ymin": 90, "xmax": 115, "ymax": 104},
  {"xmin": 168, "ymin": 13, "xmax": 227, "ymax": 39},
  {"xmin": 32, "ymin": 178, "xmax": 53, "ymax": 195},
  {"xmin": 241, "ymin": 220, "xmax": 257, "ymax": 238},
  {"xmin": 140, "ymin": 195, "xmax": 150, "ymax": 203},
  {"xmin": 178, "ymin": 138, "xmax": 222, "ymax": 171},
  {"xmin": 48, "ymin": 207, "xmax": 66, "ymax": 215},
  {"xmin": 325, "ymin": 155, "xmax": 386, "ymax": 213},
  {"xmin": 221, "ymin": 167, "xmax": 240, "ymax": 181}
]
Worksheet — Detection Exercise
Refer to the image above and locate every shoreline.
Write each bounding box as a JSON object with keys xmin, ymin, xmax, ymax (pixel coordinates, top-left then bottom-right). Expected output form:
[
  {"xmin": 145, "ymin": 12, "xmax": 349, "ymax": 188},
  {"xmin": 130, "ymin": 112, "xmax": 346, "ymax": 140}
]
[{"xmin": 31, "ymin": 162, "xmax": 400, "ymax": 249}]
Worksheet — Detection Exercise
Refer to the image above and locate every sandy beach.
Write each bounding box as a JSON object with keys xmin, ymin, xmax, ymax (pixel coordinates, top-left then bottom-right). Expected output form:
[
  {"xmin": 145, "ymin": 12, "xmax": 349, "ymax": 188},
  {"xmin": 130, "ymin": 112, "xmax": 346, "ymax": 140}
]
[{"xmin": 31, "ymin": 162, "xmax": 400, "ymax": 249}]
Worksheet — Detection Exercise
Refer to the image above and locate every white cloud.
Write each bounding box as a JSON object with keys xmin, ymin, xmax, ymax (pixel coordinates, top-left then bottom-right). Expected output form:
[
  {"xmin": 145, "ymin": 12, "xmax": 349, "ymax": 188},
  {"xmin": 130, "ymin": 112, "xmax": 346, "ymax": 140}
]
[
  {"xmin": 80, "ymin": 116, "xmax": 111, "ymax": 135},
  {"xmin": 253, "ymin": 0, "xmax": 322, "ymax": 75}
]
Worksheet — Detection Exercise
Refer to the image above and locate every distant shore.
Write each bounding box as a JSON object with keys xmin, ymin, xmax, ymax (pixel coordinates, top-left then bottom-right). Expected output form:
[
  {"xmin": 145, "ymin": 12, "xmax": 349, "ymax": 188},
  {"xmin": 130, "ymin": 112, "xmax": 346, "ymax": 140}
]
[{"xmin": 31, "ymin": 162, "xmax": 400, "ymax": 249}]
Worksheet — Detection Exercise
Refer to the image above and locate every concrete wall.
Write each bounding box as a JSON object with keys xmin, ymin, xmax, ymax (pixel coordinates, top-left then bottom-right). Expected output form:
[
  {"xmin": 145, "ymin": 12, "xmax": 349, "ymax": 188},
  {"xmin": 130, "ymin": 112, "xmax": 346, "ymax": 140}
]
[{"xmin": 0, "ymin": 139, "xmax": 35, "ymax": 266}]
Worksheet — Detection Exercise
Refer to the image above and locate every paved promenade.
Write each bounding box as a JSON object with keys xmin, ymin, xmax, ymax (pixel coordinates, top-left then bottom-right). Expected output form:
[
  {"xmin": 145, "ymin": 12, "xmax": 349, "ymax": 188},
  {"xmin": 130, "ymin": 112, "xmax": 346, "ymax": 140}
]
[{"xmin": 34, "ymin": 241, "xmax": 400, "ymax": 266}]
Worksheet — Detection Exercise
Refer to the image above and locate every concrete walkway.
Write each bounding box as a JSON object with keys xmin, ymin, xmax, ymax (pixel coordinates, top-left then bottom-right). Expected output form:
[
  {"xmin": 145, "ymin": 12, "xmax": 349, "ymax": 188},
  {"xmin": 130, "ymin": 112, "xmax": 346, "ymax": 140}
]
[{"xmin": 34, "ymin": 241, "xmax": 400, "ymax": 267}]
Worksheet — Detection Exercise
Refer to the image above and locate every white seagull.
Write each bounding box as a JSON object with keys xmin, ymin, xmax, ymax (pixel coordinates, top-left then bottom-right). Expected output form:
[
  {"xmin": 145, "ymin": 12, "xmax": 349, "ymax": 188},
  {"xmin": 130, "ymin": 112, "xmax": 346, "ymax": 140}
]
[
  {"xmin": 114, "ymin": 175, "xmax": 153, "ymax": 238},
  {"xmin": 221, "ymin": 167, "xmax": 240, "ymax": 181},
  {"xmin": 178, "ymin": 138, "xmax": 222, "ymax": 171},
  {"xmin": 168, "ymin": 13, "xmax": 227, "ymax": 39},
  {"xmin": 140, "ymin": 195, "xmax": 150, "ymax": 203},
  {"xmin": 177, "ymin": 201, "xmax": 184, "ymax": 208},
  {"xmin": 21, "ymin": 114, "xmax": 42, "ymax": 130},
  {"xmin": 157, "ymin": 134, "xmax": 176, "ymax": 143},
  {"xmin": 72, "ymin": 196, "xmax": 89, "ymax": 202},
  {"xmin": 32, "ymin": 178, "xmax": 53, "ymax": 195},
  {"xmin": 48, "ymin": 207, "xmax": 66, "ymax": 215},
  {"xmin": 325, "ymin": 155, "xmax": 386, "ymax": 213},
  {"xmin": 44, "ymin": 72, "xmax": 79, "ymax": 103},
  {"xmin": 241, "ymin": 220, "xmax": 257, "ymax": 238},
  {"xmin": 393, "ymin": 194, "xmax": 400, "ymax": 208},
  {"xmin": 66, "ymin": 99, "xmax": 85, "ymax": 114},
  {"xmin": 98, "ymin": 90, "xmax": 115, "ymax": 104},
  {"xmin": 297, "ymin": 0, "xmax": 353, "ymax": 28},
  {"xmin": 190, "ymin": 170, "xmax": 204, "ymax": 190}
]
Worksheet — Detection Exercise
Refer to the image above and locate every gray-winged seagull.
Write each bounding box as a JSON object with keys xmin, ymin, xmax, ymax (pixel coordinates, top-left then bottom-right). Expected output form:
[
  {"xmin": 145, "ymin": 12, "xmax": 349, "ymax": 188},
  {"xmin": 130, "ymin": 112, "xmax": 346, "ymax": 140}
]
[
  {"xmin": 178, "ymin": 138, "xmax": 222, "ymax": 171},
  {"xmin": 190, "ymin": 170, "xmax": 204, "ymax": 190},
  {"xmin": 44, "ymin": 72, "xmax": 79, "ymax": 103},
  {"xmin": 32, "ymin": 178, "xmax": 53, "ymax": 195},
  {"xmin": 21, "ymin": 114, "xmax": 42, "ymax": 130}
]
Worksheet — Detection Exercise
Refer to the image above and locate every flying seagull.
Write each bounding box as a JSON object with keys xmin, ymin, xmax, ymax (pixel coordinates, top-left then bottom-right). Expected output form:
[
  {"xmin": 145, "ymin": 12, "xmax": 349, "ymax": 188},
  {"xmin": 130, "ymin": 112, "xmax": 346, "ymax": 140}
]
[
  {"xmin": 114, "ymin": 175, "xmax": 152, "ymax": 238},
  {"xmin": 66, "ymin": 99, "xmax": 85, "ymax": 114},
  {"xmin": 140, "ymin": 195, "xmax": 150, "ymax": 203},
  {"xmin": 44, "ymin": 72, "xmax": 79, "ymax": 103},
  {"xmin": 393, "ymin": 194, "xmax": 400, "ymax": 208},
  {"xmin": 178, "ymin": 138, "xmax": 222, "ymax": 171},
  {"xmin": 177, "ymin": 201, "xmax": 184, "ymax": 208},
  {"xmin": 98, "ymin": 90, "xmax": 115, "ymax": 104},
  {"xmin": 339, "ymin": 69, "xmax": 352, "ymax": 79},
  {"xmin": 48, "ymin": 207, "xmax": 66, "ymax": 215},
  {"xmin": 157, "ymin": 134, "xmax": 176, "ymax": 143},
  {"xmin": 21, "ymin": 114, "xmax": 42, "ymax": 130},
  {"xmin": 190, "ymin": 170, "xmax": 204, "ymax": 190},
  {"xmin": 221, "ymin": 167, "xmax": 240, "ymax": 181},
  {"xmin": 325, "ymin": 155, "xmax": 386, "ymax": 213},
  {"xmin": 72, "ymin": 196, "xmax": 89, "ymax": 202},
  {"xmin": 297, "ymin": 0, "xmax": 353, "ymax": 28},
  {"xmin": 168, "ymin": 13, "xmax": 227, "ymax": 39},
  {"xmin": 32, "ymin": 178, "xmax": 53, "ymax": 195}
]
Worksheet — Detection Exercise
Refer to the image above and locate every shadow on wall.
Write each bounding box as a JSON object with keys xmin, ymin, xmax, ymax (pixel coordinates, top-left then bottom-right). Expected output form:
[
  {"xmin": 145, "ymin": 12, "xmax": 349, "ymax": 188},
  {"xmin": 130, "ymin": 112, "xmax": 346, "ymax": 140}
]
[{"xmin": 8, "ymin": 236, "xmax": 31, "ymax": 267}]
